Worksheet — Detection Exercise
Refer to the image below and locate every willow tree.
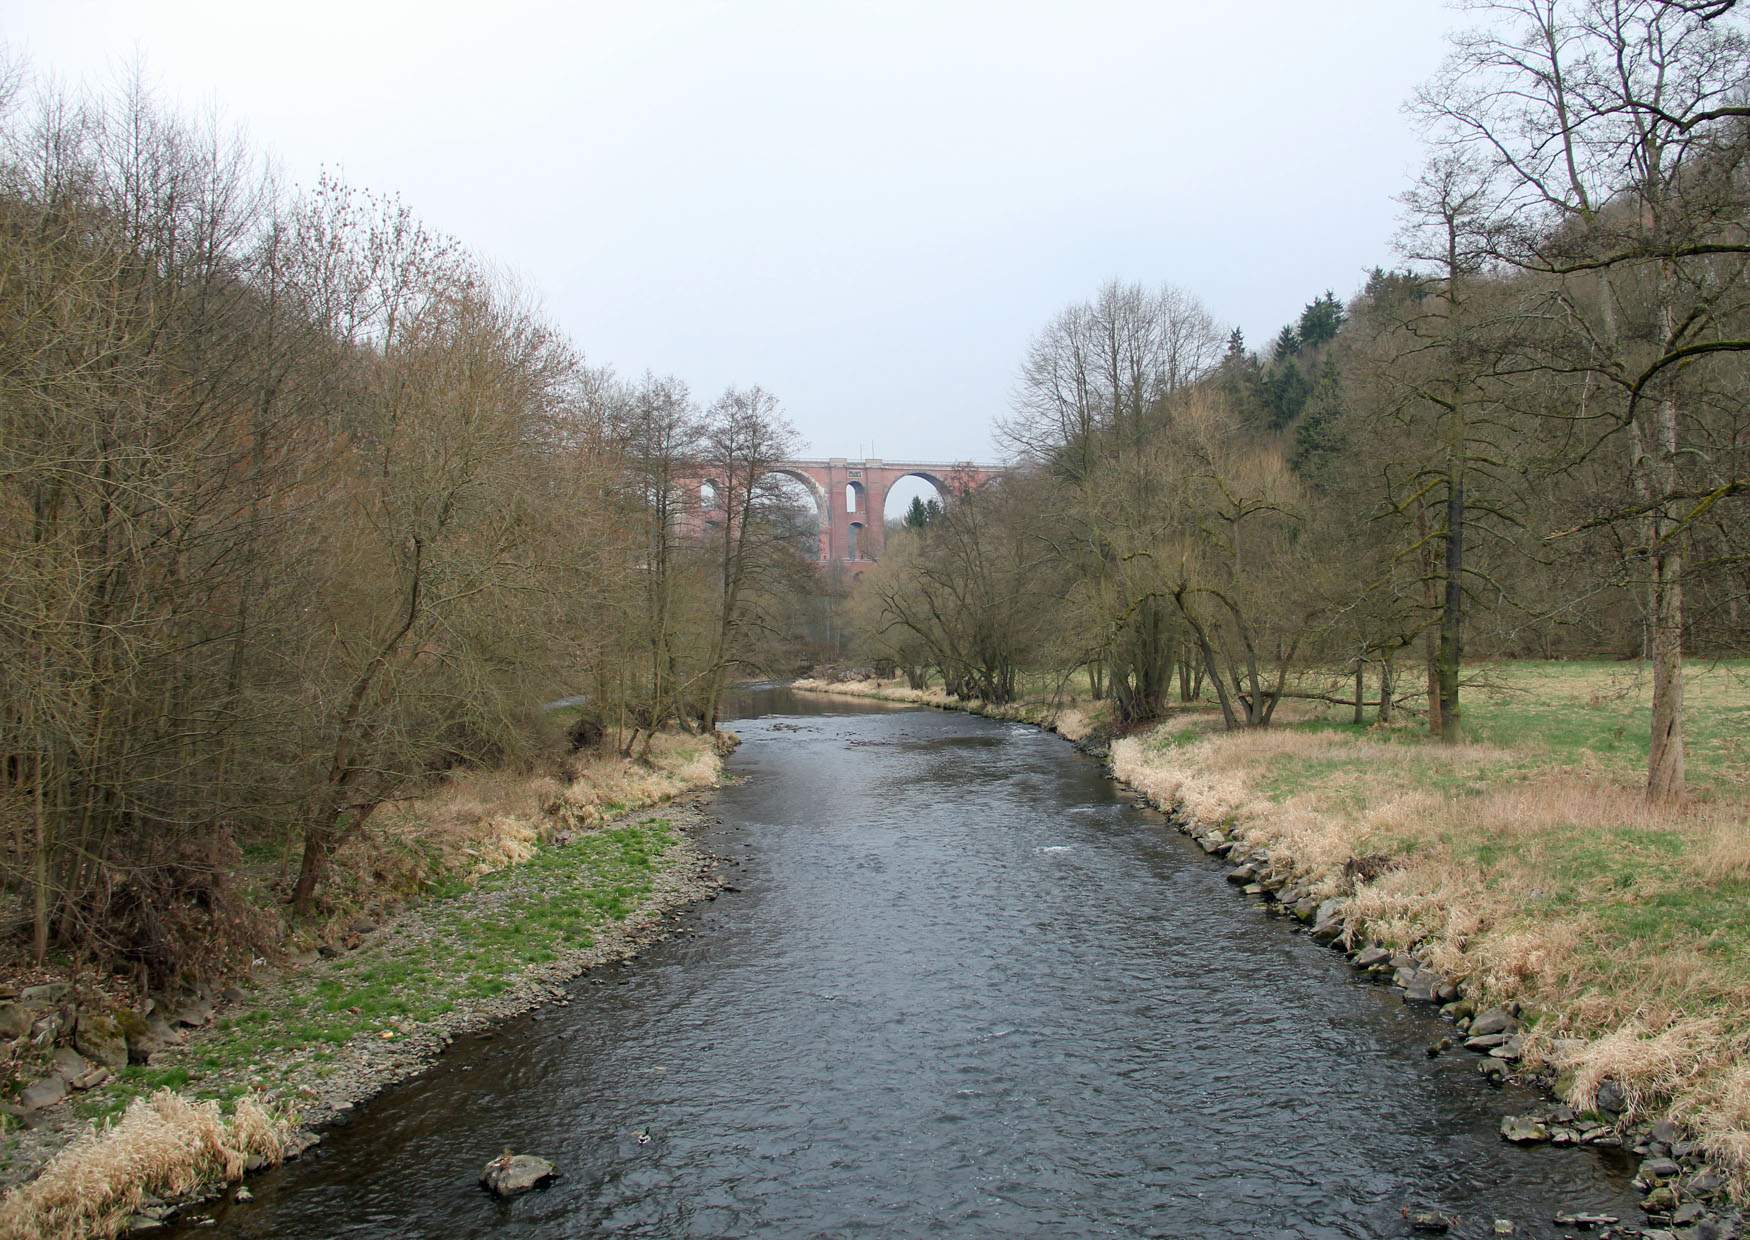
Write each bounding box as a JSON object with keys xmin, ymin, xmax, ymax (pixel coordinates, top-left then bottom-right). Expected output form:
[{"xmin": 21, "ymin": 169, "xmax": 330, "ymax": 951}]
[
  {"xmin": 1162, "ymin": 395, "xmax": 1319, "ymax": 729},
  {"xmin": 1002, "ymin": 280, "xmax": 1224, "ymax": 723},
  {"xmin": 858, "ymin": 480, "xmax": 1043, "ymax": 705}
]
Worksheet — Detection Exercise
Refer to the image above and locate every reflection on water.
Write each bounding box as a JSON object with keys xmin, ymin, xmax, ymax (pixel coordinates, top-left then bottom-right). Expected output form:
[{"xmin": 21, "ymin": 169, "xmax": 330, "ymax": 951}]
[
  {"xmin": 718, "ymin": 682, "xmax": 908, "ymax": 719},
  {"xmin": 194, "ymin": 688, "xmax": 1639, "ymax": 1238}
]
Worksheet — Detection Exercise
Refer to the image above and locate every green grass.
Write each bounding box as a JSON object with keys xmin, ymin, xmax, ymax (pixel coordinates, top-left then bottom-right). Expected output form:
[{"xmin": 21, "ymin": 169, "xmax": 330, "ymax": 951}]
[
  {"xmin": 73, "ymin": 1066, "xmax": 193, "ymax": 1123},
  {"xmin": 76, "ymin": 821, "xmax": 676, "ymax": 1124},
  {"xmin": 1260, "ymin": 659, "xmax": 1750, "ymax": 800},
  {"xmin": 1408, "ymin": 660, "xmax": 1745, "ymax": 783},
  {"xmin": 1222, "ymin": 664, "xmax": 1750, "ymax": 993}
]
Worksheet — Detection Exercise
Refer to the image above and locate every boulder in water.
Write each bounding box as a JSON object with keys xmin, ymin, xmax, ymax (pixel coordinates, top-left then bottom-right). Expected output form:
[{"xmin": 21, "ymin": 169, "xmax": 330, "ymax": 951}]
[
  {"xmin": 1407, "ymin": 1209, "xmax": 1452, "ymax": 1233},
  {"xmin": 1500, "ymin": 1115, "xmax": 1548, "ymax": 1144},
  {"xmin": 1470, "ymin": 1007, "xmax": 1518, "ymax": 1037},
  {"xmin": 481, "ymin": 1153, "xmax": 557, "ymax": 1197}
]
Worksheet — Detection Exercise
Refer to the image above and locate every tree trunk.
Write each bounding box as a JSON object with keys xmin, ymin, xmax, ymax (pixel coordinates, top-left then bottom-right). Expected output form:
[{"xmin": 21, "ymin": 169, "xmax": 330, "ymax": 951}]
[
  {"xmin": 32, "ymin": 749, "xmax": 49, "ymax": 966},
  {"xmin": 1415, "ymin": 500, "xmax": 1444, "ymax": 737},
  {"xmin": 1642, "ymin": 254, "xmax": 1686, "ymax": 800},
  {"xmin": 1645, "ymin": 368, "xmax": 1685, "ymax": 798},
  {"xmin": 289, "ymin": 829, "xmax": 329, "ymax": 915},
  {"xmin": 1647, "ymin": 555, "xmax": 1684, "ymax": 798},
  {"xmin": 1435, "ymin": 231, "xmax": 1467, "ymax": 746},
  {"xmin": 1437, "ymin": 473, "xmax": 1464, "ymax": 743},
  {"xmin": 1173, "ymin": 588, "xmax": 1239, "ymax": 730}
]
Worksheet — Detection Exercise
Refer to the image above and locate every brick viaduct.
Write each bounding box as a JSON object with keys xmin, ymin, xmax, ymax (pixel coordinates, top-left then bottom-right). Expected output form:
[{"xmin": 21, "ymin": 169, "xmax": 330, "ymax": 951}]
[{"xmin": 695, "ymin": 458, "xmax": 1005, "ymax": 565}]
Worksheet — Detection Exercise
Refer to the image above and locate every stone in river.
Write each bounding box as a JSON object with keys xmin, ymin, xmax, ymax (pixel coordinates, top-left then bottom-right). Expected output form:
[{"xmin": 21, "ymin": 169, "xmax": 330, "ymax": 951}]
[
  {"xmin": 1470, "ymin": 1007, "xmax": 1518, "ymax": 1037},
  {"xmin": 1310, "ymin": 899, "xmax": 1346, "ymax": 943},
  {"xmin": 1686, "ymin": 1166, "xmax": 1727, "ymax": 1199},
  {"xmin": 1641, "ymin": 1183, "xmax": 1677, "ymax": 1212},
  {"xmin": 1500, "ymin": 1115, "xmax": 1549, "ymax": 1144},
  {"xmin": 1636, "ymin": 1155, "xmax": 1681, "ymax": 1183},
  {"xmin": 480, "ymin": 1153, "xmax": 557, "ymax": 1197},
  {"xmin": 1671, "ymin": 1202, "xmax": 1705, "ymax": 1226},
  {"xmin": 1401, "ymin": 972, "xmax": 1440, "ymax": 1003}
]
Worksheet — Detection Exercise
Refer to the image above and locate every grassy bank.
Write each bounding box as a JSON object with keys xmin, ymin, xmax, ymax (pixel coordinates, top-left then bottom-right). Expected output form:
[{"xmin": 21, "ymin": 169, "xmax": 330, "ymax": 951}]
[
  {"xmin": 0, "ymin": 731, "xmax": 724, "ymax": 1240},
  {"xmin": 799, "ymin": 661, "xmax": 1750, "ymax": 1186}
]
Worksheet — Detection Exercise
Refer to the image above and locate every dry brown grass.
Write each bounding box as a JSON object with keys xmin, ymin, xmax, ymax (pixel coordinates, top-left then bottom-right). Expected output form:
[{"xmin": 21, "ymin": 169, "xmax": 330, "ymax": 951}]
[
  {"xmin": 791, "ymin": 677, "xmax": 1106, "ymax": 740},
  {"xmin": 334, "ymin": 730, "xmax": 722, "ymax": 906},
  {"xmin": 0, "ymin": 1092, "xmax": 288, "ymax": 1240},
  {"xmin": 794, "ymin": 678, "xmax": 953, "ymax": 708},
  {"xmin": 554, "ymin": 731, "xmax": 722, "ymax": 827},
  {"xmin": 1113, "ymin": 674, "xmax": 1750, "ymax": 1187}
]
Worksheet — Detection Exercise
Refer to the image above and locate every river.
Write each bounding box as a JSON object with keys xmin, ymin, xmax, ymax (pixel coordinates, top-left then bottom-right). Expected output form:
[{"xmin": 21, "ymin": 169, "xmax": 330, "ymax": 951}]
[{"xmin": 193, "ymin": 687, "xmax": 1640, "ymax": 1237}]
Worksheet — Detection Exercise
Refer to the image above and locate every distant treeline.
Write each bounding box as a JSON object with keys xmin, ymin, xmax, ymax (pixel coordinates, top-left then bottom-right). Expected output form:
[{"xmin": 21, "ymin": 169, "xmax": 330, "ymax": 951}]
[{"xmin": 848, "ymin": 0, "xmax": 1749, "ymax": 802}]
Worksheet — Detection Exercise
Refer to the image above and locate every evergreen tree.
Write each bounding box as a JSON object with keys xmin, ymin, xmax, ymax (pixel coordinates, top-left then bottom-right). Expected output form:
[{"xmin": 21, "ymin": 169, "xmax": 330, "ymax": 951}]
[
  {"xmin": 904, "ymin": 495, "xmax": 943, "ymax": 529},
  {"xmin": 1297, "ymin": 290, "xmax": 1346, "ymax": 349},
  {"xmin": 1218, "ymin": 328, "xmax": 1268, "ymax": 427},
  {"xmin": 1361, "ymin": 267, "xmax": 1423, "ymax": 311},
  {"xmin": 1290, "ymin": 353, "xmax": 1346, "ymax": 485},
  {"xmin": 1272, "ymin": 323, "xmax": 1302, "ymax": 358},
  {"xmin": 1264, "ymin": 357, "xmax": 1310, "ymax": 430}
]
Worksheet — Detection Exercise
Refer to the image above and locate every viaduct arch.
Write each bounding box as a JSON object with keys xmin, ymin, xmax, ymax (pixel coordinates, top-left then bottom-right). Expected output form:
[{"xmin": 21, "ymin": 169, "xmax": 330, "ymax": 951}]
[{"xmin": 689, "ymin": 458, "xmax": 1005, "ymax": 565}]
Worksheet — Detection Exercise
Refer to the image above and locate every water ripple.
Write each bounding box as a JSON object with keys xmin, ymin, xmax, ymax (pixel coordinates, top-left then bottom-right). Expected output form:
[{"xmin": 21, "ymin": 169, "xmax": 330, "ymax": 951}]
[{"xmin": 198, "ymin": 689, "xmax": 1640, "ymax": 1238}]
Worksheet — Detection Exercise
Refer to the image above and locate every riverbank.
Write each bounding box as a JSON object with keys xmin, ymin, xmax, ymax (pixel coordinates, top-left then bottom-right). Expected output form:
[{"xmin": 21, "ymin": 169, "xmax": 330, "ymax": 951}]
[
  {"xmin": 796, "ymin": 663, "xmax": 1750, "ymax": 1212},
  {"xmin": 790, "ymin": 676, "xmax": 1108, "ymax": 745},
  {"xmin": 0, "ymin": 734, "xmax": 727, "ymax": 1240}
]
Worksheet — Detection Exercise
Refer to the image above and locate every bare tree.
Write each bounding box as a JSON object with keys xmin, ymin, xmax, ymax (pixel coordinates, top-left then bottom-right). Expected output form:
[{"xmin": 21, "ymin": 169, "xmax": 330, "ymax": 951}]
[
  {"xmin": 696, "ymin": 385, "xmax": 800, "ymax": 730},
  {"xmin": 1422, "ymin": 0, "xmax": 1750, "ymax": 792}
]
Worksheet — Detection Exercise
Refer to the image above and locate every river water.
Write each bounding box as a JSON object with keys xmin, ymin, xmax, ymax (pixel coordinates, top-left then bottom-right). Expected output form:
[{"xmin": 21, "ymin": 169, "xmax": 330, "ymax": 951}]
[{"xmin": 197, "ymin": 688, "xmax": 1639, "ymax": 1238}]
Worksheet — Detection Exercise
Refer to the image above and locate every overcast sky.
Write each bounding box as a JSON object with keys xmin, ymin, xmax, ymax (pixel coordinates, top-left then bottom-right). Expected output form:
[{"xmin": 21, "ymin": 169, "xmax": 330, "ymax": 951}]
[{"xmin": 10, "ymin": 1, "xmax": 1457, "ymax": 464}]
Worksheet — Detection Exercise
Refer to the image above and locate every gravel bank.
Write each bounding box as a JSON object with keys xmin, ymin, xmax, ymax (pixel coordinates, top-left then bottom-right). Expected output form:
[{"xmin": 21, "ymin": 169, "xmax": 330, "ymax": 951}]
[{"xmin": 0, "ymin": 800, "xmax": 722, "ymax": 1237}]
